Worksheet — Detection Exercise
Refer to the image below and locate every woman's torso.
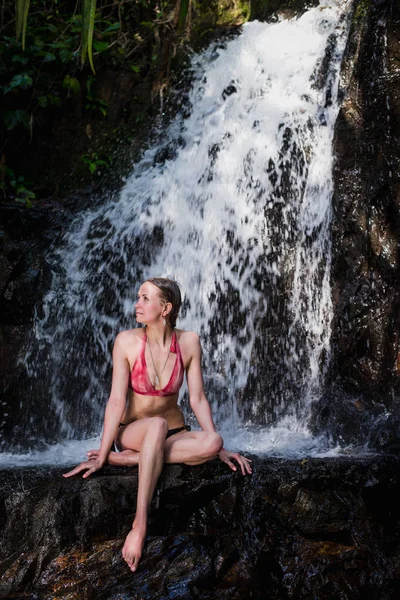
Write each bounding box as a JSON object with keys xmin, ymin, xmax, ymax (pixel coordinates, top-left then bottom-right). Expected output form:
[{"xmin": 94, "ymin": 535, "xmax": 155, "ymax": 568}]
[{"xmin": 121, "ymin": 328, "xmax": 189, "ymax": 428}]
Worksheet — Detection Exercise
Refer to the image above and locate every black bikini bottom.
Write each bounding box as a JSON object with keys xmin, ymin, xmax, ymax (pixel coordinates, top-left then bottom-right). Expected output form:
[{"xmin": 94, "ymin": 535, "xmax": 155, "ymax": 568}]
[
  {"xmin": 166, "ymin": 425, "xmax": 191, "ymax": 439},
  {"xmin": 113, "ymin": 424, "xmax": 191, "ymax": 452}
]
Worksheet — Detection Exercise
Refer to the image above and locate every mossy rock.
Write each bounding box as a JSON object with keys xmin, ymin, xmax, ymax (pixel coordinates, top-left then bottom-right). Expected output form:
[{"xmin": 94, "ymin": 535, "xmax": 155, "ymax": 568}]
[{"xmin": 192, "ymin": 0, "xmax": 250, "ymax": 34}]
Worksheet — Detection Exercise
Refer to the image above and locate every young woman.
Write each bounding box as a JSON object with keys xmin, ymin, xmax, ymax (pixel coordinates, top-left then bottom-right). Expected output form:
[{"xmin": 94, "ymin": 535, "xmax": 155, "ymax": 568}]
[{"xmin": 64, "ymin": 278, "xmax": 252, "ymax": 572}]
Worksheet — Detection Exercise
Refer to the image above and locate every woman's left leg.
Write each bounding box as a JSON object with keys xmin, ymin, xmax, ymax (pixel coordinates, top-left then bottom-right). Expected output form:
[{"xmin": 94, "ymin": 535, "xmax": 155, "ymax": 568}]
[
  {"xmin": 163, "ymin": 430, "xmax": 223, "ymax": 465},
  {"xmin": 87, "ymin": 430, "xmax": 223, "ymax": 467}
]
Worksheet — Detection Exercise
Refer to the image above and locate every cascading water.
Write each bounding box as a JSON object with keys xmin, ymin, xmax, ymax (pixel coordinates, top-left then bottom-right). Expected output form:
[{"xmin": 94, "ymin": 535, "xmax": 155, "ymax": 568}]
[{"xmin": 3, "ymin": 0, "xmax": 353, "ymax": 465}]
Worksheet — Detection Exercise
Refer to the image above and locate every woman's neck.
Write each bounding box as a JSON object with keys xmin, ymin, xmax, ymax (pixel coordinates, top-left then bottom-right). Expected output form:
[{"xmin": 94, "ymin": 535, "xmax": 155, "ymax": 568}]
[{"xmin": 145, "ymin": 323, "xmax": 173, "ymax": 347}]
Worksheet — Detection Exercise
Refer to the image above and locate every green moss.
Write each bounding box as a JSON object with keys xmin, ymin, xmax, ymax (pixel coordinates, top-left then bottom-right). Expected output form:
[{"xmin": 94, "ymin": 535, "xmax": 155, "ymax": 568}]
[
  {"xmin": 353, "ymin": 0, "xmax": 370, "ymax": 22},
  {"xmin": 216, "ymin": 0, "xmax": 251, "ymax": 25},
  {"xmin": 192, "ymin": 0, "xmax": 250, "ymax": 37}
]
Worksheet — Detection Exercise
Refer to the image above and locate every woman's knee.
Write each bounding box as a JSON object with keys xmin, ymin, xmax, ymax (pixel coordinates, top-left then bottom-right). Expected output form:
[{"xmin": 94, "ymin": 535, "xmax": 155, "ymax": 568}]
[
  {"xmin": 202, "ymin": 432, "xmax": 223, "ymax": 457},
  {"xmin": 146, "ymin": 416, "xmax": 168, "ymax": 439}
]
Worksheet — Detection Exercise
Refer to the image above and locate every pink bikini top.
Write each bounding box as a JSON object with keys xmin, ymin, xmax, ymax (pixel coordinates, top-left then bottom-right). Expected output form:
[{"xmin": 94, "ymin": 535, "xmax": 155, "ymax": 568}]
[{"xmin": 129, "ymin": 329, "xmax": 184, "ymax": 397}]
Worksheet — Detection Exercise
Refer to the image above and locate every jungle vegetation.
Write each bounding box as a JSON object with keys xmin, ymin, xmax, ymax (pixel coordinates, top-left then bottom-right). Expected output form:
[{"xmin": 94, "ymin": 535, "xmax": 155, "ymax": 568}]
[{"xmin": 0, "ymin": 0, "xmax": 191, "ymax": 204}]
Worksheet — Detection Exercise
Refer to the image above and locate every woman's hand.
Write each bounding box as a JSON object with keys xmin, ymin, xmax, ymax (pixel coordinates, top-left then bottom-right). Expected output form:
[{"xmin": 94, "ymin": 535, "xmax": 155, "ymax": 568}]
[
  {"xmin": 218, "ymin": 448, "xmax": 252, "ymax": 475},
  {"xmin": 63, "ymin": 457, "xmax": 104, "ymax": 479},
  {"xmin": 87, "ymin": 448, "xmax": 100, "ymax": 461}
]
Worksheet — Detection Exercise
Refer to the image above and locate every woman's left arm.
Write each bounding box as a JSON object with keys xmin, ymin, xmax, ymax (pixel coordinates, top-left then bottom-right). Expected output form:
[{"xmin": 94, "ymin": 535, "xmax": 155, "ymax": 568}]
[
  {"xmin": 185, "ymin": 332, "xmax": 218, "ymax": 432},
  {"xmin": 186, "ymin": 333, "xmax": 252, "ymax": 475}
]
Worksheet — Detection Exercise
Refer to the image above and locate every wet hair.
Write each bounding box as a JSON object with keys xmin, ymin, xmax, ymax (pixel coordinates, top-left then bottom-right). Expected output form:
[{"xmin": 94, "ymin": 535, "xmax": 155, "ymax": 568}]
[{"xmin": 146, "ymin": 278, "xmax": 182, "ymax": 329}]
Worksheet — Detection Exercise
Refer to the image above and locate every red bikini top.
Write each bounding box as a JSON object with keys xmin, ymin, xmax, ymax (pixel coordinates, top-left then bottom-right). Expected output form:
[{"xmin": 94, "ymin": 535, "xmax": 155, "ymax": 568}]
[{"xmin": 129, "ymin": 329, "xmax": 184, "ymax": 397}]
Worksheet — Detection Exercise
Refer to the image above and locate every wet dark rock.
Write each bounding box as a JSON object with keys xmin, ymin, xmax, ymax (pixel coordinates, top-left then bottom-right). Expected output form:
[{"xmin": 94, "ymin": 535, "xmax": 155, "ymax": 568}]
[
  {"xmin": 0, "ymin": 198, "xmax": 94, "ymax": 452},
  {"xmin": 250, "ymin": 0, "xmax": 319, "ymax": 22},
  {"xmin": 312, "ymin": 0, "xmax": 400, "ymax": 446},
  {"xmin": 1, "ymin": 456, "xmax": 400, "ymax": 599},
  {"xmin": 222, "ymin": 84, "xmax": 237, "ymax": 100}
]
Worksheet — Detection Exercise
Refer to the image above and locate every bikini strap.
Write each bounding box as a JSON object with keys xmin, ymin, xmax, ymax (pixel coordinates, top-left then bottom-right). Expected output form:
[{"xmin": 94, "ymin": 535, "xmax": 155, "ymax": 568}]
[
  {"xmin": 140, "ymin": 329, "xmax": 147, "ymax": 359},
  {"xmin": 170, "ymin": 330, "xmax": 177, "ymax": 354}
]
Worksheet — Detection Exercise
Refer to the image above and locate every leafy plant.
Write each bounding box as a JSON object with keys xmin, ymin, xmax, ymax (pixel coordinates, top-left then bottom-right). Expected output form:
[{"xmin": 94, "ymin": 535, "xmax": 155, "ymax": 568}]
[
  {"xmin": 1, "ymin": 0, "xmax": 195, "ymax": 202},
  {"xmin": 15, "ymin": 0, "xmax": 98, "ymax": 73},
  {"xmin": 15, "ymin": 0, "xmax": 31, "ymax": 50},
  {"xmin": 81, "ymin": 152, "xmax": 110, "ymax": 174},
  {"xmin": 81, "ymin": 0, "xmax": 97, "ymax": 73},
  {"xmin": 2, "ymin": 73, "xmax": 33, "ymax": 94},
  {"xmin": 63, "ymin": 74, "xmax": 81, "ymax": 95},
  {"xmin": 1, "ymin": 166, "xmax": 36, "ymax": 207},
  {"xmin": 85, "ymin": 75, "xmax": 108, "ymax": 116},
  {"xmin": 177, "ymin": 0, "xmax": 190, "ymax": 33},
  {"xmin": 1, "ymin": 109, "xmax": 30, "ymax": 130}
]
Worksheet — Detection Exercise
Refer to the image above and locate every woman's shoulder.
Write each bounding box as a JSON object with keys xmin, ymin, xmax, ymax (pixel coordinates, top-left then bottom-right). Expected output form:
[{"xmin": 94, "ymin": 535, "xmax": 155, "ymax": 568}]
[
  {"xmin": 175, "ymin": 329, "xmax": 200, "ymax": 346},
  {"xmin": 114, "ymin": 327, "xmax": 145, "ymax": 347}
]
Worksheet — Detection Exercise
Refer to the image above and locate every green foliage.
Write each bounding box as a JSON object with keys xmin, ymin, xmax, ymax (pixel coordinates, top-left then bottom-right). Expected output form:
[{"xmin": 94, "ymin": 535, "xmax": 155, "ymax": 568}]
[
  {"xmin": 1, "ymin": 109, "xmax": 30, "ymax": 130},
  {"xmin": 2, "ymin": 73, "xmax": 33, "ymax": 93},
  {"xmin": 85, "ymin": 75, "xmax": 108, "ymax": 116},
  {"xmin": 15, "ymin": 0, "xmax": 97, "ymax": 72},
  {"xmin": 354, "ymin": 0, "xmax": 370, "ymax": 21},
  {"xmin": 81, "ymin": 152, "xmax": 110, "ymax": 174},
  {"xmin": 81, "ymin": 0, "xmax": 97, "ymax": 73},
  {"xmin": 15, "ymin": 0, "xmax": 31, "ymax": 50},
  {"xmin": 177, "ymin": 0, "xmax": 190, "ymax": 33},
  {"xmin": 0, "ymin": 0, "xmax": 199, "ymax": 201},
  {"xmin": 0, "ymin": 2, "xmax": 128, "ymax": 143},
  {"xmin": 0, "ymin": 166, "xmax": 35, "ymax": 207},
  {"xmin": 63, "ymin": 75, "xmax": 81, "ymax": 95}
]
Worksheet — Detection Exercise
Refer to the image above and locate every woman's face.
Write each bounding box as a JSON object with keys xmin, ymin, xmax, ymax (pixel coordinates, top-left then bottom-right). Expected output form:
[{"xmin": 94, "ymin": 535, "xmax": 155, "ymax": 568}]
[{"xmin": 135, "ymin": 282, "xmax": 166, "ymax": 324}]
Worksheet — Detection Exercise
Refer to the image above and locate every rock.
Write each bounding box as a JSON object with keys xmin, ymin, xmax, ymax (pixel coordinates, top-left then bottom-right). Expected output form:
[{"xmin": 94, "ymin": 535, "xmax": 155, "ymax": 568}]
[
  {"xmin": 249, "ymin": 0, "xmax": 319, "ymax": 22},
  {"xmin": 1, "ymin": 456, "xmax": 399, "ymax": 599},
  {"xmin": 313, "ymin": 0, "xmax": 400, "ymax": 445},
  {"xmin": 0, "ymin": 200, "xmax": 84, "ymax": 452}
]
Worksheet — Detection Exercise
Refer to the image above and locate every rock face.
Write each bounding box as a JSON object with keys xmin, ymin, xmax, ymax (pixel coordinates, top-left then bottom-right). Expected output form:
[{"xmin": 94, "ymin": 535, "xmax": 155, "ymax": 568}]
[
  {"xmin": 312, "ymin": 0, "xmax": 400, "ymax": 447},
  {"xmin": 0, "ymin": 199, "xmax": 91, "ymax": 451},
  {"xmin": 0, "ymin": 203, "xmax": 57, "ymax": 449},
  {"xmin": 1, "ymin": 456, "xmax": 400, "ymax": 599}
]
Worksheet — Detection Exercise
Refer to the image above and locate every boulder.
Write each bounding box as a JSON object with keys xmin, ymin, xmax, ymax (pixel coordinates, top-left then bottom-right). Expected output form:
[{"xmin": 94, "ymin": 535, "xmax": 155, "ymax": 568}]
[{"xmin": 1, "ymin": 456, "xmax": 399, "ymax": 599}]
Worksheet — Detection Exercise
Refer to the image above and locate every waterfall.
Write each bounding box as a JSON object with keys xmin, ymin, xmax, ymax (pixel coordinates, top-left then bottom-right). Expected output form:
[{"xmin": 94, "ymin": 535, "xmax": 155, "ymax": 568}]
[{"xmin": 6, "ymin": 0, "xmax": 352, "ymax": 465}]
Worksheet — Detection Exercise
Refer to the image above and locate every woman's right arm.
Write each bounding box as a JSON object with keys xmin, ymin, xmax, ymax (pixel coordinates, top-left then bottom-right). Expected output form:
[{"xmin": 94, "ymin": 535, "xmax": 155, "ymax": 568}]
[{"xmin": 63, "ymin": 332, "xmax": 130, "ymax": 478}]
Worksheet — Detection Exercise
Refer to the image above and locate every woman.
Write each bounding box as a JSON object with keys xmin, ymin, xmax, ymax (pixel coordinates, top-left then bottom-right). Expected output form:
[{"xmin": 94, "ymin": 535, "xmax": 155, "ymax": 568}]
[{"xmin": 64, "ymin": 278, "xmax": 252, "ymax": 572}]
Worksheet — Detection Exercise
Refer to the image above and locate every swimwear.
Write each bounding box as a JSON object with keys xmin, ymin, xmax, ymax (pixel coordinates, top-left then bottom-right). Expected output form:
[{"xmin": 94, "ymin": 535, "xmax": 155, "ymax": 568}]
[
  {"xmin": 129, "ymin": 329, "xmax": 184, "ymax": 397},
  {"xmin": 113, "ymin": 424, "xmax": 190, "ymax": 452},
  {"xmin": 166, "ymin": 425, "xmax": 191, "ymax": 438}
]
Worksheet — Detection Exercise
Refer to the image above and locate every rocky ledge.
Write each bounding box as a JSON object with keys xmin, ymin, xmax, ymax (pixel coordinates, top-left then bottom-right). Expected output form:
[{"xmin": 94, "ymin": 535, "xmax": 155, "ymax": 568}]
[{"xmin": 1, "ymin": 455, "xmax": 400, "ymax": 599}]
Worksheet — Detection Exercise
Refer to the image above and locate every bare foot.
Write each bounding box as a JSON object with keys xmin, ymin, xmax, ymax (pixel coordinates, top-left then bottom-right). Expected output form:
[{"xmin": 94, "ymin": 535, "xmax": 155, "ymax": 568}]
[
  {"xmin": 122, "ymin": 523, "xmax": 146, "ymax": 572},
  {"xmin": 87, "ymin": 449, "xmax": 139, "ymax": 467}
]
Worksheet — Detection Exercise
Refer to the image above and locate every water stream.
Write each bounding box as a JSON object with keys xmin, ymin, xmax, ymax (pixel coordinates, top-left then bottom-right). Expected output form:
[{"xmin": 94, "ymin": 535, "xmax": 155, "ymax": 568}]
[{"xmin": 2, "ymin": 0, "xmax": 353, "ymax": 466}]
